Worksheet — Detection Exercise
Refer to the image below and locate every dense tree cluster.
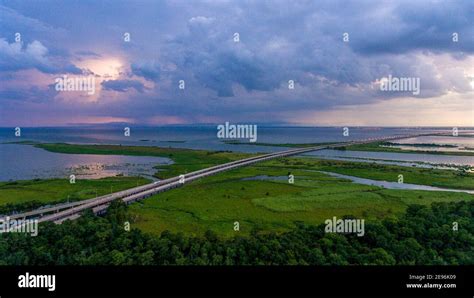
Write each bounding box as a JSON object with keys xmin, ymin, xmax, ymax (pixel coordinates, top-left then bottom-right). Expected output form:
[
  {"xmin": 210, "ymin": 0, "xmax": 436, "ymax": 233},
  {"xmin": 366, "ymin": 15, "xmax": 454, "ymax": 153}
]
[
  {"xmin": 0, "ymin": 200, "xmax": 46, "ymax": 215},
  {"xmin": 0, "ymin": 200, "xmax": 472, "ymax": 265}
]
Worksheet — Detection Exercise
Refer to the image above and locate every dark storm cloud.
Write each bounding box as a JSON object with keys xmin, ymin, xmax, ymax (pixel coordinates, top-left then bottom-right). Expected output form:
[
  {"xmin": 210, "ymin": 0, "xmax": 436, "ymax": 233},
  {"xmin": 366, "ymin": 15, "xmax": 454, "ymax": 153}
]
[
  {"xmin": 0, "ymin": 85, "xmax": 58, "ymax": 102},
  {"xmin": 131, "ymin": 61, "xmax": 161, "ymax": 81},
  {"xmin": 75, "ymin": 50, "xmax": 102, "ymax": 58},
  {"xmin": 101, "ymin": 79, "xmax": 146, "ymax": 93},
  {"xmin": 347, "ymin": 0, "xmax": 474, "ymax": 55},
  {"xmin": 156, "ymin": 0, "xmax": 472, "ymax": 102}
]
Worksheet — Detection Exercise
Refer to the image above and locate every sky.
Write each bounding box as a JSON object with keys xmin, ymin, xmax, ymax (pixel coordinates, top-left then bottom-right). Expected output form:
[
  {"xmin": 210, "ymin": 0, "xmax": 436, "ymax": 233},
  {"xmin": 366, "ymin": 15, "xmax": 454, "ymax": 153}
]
[{"xmin": 0, "ymin": 0, "xmax": 473, "ymax": 127}]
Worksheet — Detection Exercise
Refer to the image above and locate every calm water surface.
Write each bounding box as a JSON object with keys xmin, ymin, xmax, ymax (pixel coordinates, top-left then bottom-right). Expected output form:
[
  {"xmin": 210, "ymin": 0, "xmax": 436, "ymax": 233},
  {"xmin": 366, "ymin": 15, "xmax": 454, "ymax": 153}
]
[
  {"xmin": 0, "ymin": 144, "xmax": 170, "ymax": 181},
  {"xmin": 0, "ymin": 126, "xmax": 472, "ymax": 181}
]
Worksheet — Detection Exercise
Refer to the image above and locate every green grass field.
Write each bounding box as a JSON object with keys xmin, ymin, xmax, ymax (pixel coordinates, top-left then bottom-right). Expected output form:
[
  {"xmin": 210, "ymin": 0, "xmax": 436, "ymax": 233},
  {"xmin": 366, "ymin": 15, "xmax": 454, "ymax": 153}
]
[
  {"xmin": 128, "ymin": 158, "xmax": 474, "ymax": 238},
  {"xmin": 0, "ymin": 176, "xmax": 150, "ymax": 207}
]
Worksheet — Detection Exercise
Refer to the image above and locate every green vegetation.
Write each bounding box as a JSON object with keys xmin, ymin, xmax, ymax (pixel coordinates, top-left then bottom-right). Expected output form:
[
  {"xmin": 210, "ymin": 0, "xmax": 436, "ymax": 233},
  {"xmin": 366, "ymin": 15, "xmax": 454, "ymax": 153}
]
[
  {"xmin": 270, "ymin": 158, "xmax": 474, "ymax": 190},
  {"xmin": 3, "ymin": 140, "xmax": 38, "ymax": 145},
  {"xmin": 343, "ymin": 141, "xmax": 474, "ymax": 156},
  {"xmin": 0, "ymin": 142, "xmax": 247, "ymax": 213},
  {"xmin": 129, "ymin": 158, "xmax": 474, "ymax": 237},
  {"xmin": 1, "ymin": 200, "xmax": 472, "ymax": 265},
  {"xmin": 0, "ymin": 176, "xmax": 150, "ymax": 214},
  {"xmin": 32, "ymin": 143, "xmax": 249, "ymax": 179}
]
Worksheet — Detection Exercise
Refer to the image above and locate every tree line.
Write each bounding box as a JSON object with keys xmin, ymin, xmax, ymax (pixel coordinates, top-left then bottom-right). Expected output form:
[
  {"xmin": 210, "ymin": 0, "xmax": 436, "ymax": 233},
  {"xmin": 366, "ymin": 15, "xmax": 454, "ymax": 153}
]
[{"xmin": 0, "ymin": 200, "xmax": 472, "ymax": 265}]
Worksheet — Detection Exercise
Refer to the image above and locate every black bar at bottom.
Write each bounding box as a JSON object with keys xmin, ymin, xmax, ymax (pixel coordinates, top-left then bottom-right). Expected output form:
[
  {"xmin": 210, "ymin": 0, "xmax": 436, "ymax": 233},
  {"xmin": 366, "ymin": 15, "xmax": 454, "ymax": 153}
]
[{"xmin": 0, "ymin": 266, "xmax": 472, "ymax": 297}]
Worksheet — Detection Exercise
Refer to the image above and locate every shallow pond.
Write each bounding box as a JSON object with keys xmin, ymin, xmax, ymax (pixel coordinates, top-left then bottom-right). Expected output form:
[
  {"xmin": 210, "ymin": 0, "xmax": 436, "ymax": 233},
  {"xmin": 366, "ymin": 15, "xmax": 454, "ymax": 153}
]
[{"xmin": 318, "ymin": 171, "xmax": 474, "ymax": 194}]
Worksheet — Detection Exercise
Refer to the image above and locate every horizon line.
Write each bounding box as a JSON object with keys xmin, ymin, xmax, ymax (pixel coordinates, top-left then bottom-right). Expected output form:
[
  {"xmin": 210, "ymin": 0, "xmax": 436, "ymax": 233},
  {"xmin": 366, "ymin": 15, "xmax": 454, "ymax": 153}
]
[{"xmin": 1, "ymin": 124, "xmax": 473, "ymax": 129}]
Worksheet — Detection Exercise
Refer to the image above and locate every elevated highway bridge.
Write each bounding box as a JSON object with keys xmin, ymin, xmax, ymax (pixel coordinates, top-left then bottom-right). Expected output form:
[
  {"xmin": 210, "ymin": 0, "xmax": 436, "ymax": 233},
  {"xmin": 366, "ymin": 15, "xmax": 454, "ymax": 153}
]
[{"xmin": 0, "ymin": 132, "xmax": 450, "ymax": 225}]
